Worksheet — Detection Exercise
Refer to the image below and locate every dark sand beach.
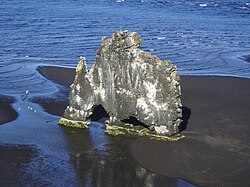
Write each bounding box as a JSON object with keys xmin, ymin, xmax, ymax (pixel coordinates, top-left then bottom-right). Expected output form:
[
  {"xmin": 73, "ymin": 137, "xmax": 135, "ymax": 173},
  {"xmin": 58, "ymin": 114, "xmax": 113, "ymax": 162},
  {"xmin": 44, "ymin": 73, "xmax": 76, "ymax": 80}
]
[
  {"xmin": 37, "ymin": 66, "xmax": 76, "ymax": 86},
  {"xmin": 0, "ymin": 95, "xmax": 18, "ymax": 125},
  {"xmin": 131, "ymin": 76, "xmax": 250, "ymax": 187},
  {"xmin": 0, "ymin": 144, "xmax": 38, "ymax": 187},
  {"xmin": 33, "ymin": 66, "xmax": 76, "ymax": 116},
  {"xmin": 1, "ymin": 65, "xmax": 249, "ymax": 186},
  {"xmin": 35, "ymin": 66, "xmax": 250, "ymax": 187}
]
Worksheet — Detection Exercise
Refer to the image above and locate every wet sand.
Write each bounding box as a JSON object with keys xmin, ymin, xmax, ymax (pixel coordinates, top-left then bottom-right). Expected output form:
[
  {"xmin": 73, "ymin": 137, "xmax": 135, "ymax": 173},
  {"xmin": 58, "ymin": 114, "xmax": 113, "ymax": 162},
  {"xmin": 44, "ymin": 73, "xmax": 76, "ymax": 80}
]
[
  {"xmin": 131, "ymin": 76, "xmax": 250, "ymax": 187},
  {"xmin": 35, "ymin": 66, "xmax": 250, "ymax": 187},
  {"xmin": 37, "ymin": 66, "xmax": 76, "ymax": 86},
  {"xmin": 1, "ymin": 65, "xmax": 249, "ymax": 186},
  {"xmin": 0, "ymin": 65, "xmax": 179, "ymax": 186},
  {"xmin": 0, "ymin": 144, "xmax": 38, "ymax": 186},
  {"xmin": 31, "ymin": 66, "xmax": 76, "ymax": 116},
  {"xmin": 0, "ymin": 95, "xmax": 18, "ymax": 125}
]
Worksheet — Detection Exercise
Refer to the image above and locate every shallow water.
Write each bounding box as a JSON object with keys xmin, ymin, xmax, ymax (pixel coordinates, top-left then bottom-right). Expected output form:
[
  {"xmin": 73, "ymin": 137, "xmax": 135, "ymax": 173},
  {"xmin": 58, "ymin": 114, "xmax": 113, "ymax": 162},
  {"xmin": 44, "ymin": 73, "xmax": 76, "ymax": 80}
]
[
  {"xmin": 0, "ymin": 0, "xmax": 250, "ymax": 186},
  {"xmin": 0, "ymin": 99, "xmax": 197, "ymax": 186}
]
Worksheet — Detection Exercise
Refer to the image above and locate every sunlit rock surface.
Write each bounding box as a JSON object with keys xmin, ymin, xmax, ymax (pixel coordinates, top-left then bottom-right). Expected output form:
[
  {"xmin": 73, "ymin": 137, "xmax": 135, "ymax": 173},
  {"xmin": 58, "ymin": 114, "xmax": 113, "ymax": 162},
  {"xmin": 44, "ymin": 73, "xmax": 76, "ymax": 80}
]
[{"xmin": 60, "ymin": 31, "xmax": 182, "ymax": 137}]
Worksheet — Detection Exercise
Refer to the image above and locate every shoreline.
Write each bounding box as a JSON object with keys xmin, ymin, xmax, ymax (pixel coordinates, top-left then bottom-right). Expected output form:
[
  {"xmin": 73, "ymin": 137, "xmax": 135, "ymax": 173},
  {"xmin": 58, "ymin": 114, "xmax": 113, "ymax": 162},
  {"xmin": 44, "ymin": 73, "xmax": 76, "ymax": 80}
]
[
  {"xmin": 34, "ymin": 65, "xmax": 250, "ymax": 118},
  {"xmin": 34, "ymin": 65, "xmax": 250, "ymax": 186},
  {"xmin": 1, "ymin": 65, "xmax": 249, "ymax": 186},
  {"xmin": 31, "ymin": 66, "xmax": 75, "ymax": 116}
]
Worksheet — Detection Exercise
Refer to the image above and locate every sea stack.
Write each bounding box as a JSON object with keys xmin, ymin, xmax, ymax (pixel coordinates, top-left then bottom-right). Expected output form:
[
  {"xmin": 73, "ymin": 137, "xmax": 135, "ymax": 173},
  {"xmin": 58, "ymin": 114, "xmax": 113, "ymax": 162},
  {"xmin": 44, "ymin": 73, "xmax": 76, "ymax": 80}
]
[{"xmin": 59, "ymin": 31, "xmax": 183, "ymax": 139}]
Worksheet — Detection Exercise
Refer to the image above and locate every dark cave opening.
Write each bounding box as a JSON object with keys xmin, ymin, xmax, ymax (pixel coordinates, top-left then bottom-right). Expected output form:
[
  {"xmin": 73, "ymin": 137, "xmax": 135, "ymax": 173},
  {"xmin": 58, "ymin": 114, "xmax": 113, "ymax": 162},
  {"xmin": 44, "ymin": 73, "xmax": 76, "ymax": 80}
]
[
  {"xmin": 88, "ymin": 105, "xmax": 148, "ymax": 129},
  {"xmin": 121, "ymin": 116, "xmax": 148, "ymax": 128},
  {"xmin": 88, "ymin": 105, "xmax": 109, "ymax": 122}
]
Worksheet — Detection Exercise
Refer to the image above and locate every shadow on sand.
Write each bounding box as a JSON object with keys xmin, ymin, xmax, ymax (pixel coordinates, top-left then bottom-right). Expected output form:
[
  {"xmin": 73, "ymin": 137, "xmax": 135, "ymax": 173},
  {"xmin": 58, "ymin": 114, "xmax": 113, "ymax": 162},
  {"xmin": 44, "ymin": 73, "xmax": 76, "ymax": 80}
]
[{"xmin": 179, "ymin": 106, "xmax": 191, "ymax": 133}]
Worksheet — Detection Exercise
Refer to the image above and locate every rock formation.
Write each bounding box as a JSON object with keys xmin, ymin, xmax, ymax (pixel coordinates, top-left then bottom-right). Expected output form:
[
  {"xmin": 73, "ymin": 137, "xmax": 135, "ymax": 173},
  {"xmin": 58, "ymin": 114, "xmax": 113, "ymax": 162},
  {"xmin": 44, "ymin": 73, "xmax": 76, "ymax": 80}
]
[{"xmin": 59, "ymin": 31, "xmax": 183, "ymax": 139}]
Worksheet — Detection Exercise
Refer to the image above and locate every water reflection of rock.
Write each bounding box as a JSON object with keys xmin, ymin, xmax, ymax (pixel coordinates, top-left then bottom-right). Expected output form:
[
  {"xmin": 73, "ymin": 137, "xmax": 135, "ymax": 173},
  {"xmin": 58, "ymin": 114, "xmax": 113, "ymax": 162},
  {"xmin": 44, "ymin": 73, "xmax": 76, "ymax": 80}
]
[{"xmin": 61, "ymin": 122, "xmax": 181, "ymax": 187}]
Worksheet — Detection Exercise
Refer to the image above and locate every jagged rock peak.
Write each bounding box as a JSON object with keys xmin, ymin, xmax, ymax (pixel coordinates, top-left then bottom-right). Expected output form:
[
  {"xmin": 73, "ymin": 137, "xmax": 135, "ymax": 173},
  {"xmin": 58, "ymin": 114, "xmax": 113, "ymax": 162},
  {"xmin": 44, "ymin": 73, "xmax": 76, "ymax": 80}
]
[
  {"xmin": 101, "ymin": 31, "xmax": 142, "ymax": 49},
  {"xmin": 59, "ymin": 30, "xmax": 183, "ymax": 139}
]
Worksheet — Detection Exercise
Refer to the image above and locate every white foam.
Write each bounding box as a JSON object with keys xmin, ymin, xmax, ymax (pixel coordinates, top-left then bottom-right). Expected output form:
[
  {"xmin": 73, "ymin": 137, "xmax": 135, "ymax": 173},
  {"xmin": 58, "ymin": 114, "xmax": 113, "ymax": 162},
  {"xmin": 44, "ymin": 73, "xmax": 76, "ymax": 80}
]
[
  {"xmin": 157, "ymin": 37, "xmax": 166, "ymax": 40},
  {"xmin": 239, "ymin": 7, "xmax": 248, "ymax": 10},
  {"xmin": 199, "ymin": 3, "xmax": 207, "ymax": 7}
]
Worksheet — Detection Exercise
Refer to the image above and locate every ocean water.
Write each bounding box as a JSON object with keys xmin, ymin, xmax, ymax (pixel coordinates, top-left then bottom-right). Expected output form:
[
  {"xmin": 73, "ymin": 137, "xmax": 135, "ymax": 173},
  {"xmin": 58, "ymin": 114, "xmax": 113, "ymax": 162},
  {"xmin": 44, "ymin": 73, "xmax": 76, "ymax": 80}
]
[
  {"xmin": 0, "ymin": 0, "xmax": 250, "ymax": 96},
  {"xmin": 0, "ymin": 1, "xmax": 250, "ymax": 186}
]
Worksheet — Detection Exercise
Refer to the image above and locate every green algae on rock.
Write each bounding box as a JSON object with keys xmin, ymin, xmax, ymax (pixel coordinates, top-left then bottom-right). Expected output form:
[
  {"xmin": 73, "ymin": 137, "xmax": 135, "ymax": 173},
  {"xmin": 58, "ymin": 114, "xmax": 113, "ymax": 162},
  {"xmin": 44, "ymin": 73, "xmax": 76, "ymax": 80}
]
[
  {"xmin": 59, "ymin": 118, "xmax": 90, "ymax": 129},
  {"xmin": 59, "ymin": 30, "xmax": 183, "ymax": 138},
  {"xmin": 105, "ymin": 124, "xmax": 184, "ymax": 141}
]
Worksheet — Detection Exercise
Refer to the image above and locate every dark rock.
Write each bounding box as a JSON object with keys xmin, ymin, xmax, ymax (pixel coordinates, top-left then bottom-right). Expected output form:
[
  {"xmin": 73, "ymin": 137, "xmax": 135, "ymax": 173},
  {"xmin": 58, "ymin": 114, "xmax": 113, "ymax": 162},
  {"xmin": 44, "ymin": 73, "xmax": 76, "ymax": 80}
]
[{"xmin": 60, "ymin": 31, "xmax": 182, "ymax": 138}]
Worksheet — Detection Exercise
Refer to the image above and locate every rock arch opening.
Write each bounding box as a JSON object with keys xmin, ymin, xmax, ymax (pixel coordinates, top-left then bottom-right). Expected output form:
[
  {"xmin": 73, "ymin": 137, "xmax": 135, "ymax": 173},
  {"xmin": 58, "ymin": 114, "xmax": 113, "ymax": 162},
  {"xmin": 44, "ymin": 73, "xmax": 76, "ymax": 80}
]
[
  {"xmin": 121, "ymin": 116, "xmax": 148, "ymax": 128},
  {"xmin": 88, "ymin": 105, "xmax": 109, "ymax": 122}
]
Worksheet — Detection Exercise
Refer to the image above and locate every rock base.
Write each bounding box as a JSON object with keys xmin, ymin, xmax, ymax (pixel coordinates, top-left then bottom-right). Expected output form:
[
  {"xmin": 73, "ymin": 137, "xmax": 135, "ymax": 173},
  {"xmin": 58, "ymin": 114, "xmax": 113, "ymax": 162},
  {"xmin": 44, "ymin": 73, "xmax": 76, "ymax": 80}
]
[
  {"xmin": 105, "ymin": 124, "xmax": 184, "ymax": 141},
  {"xmin": 59, "ymin": 118, "xmax": 90, "ymax": 129},
  {"xmin": 59, "ymin": 118, "xmax": 184, "ymax": 141}
]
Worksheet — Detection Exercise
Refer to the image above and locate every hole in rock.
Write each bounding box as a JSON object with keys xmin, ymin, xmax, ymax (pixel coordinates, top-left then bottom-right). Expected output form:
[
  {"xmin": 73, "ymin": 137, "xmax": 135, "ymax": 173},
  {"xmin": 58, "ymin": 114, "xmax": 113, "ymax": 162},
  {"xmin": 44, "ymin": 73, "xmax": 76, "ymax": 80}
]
[
  {"xmin": 88, "ymin": 105, "xmax": 109, "ymax": 122},
  {"xmin": 121, "ymin": 116, "xmax": 148, "ymax": 128}
]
